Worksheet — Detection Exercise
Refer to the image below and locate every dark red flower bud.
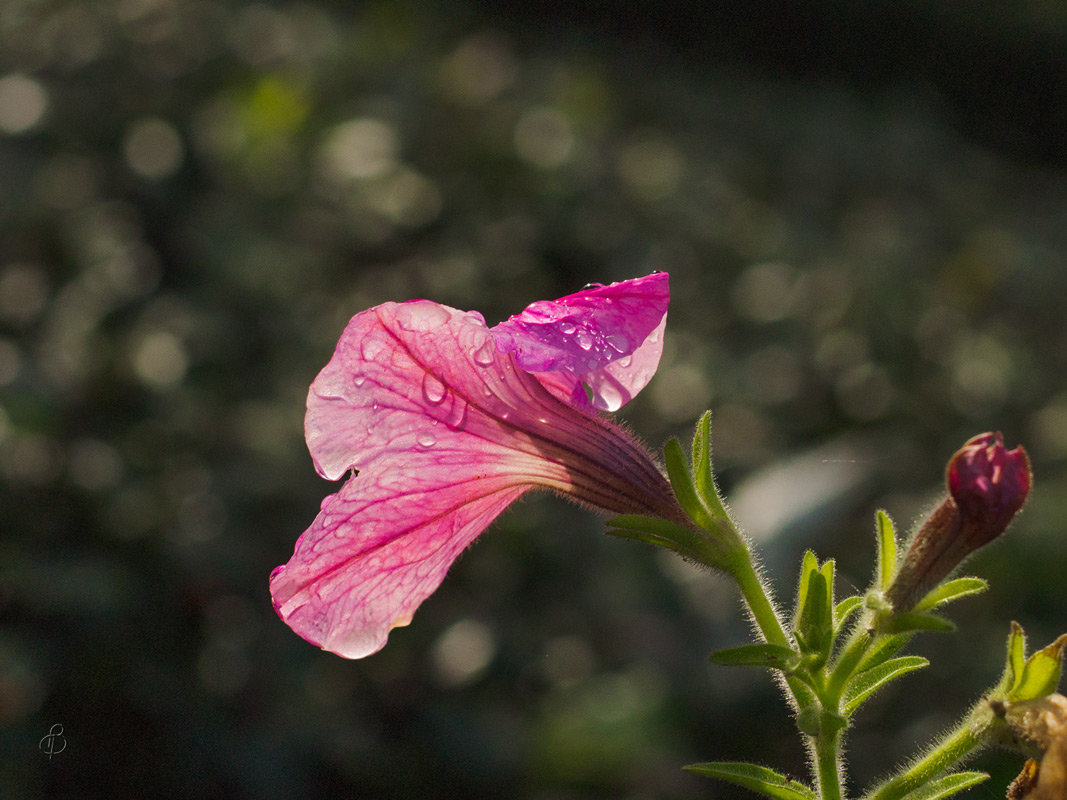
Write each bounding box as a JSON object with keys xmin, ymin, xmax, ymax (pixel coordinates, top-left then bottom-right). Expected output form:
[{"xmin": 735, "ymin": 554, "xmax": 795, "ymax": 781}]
[{"xmin": 886, "ymin": 432, "xmax": 1031, "ymax": 611}]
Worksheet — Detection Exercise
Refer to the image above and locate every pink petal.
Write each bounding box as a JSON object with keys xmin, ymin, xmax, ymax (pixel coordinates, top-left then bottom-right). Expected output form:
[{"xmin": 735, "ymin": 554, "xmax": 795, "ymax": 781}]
[
  {"xmin": 276, "ymin": 299, "xmax": 670, "ymax": 657},
  {"xmin": 490, "ymin": 272, "xmax": 669, "ymax": 411},
  {"xmin": 271, "ymin": 465, "xmax": 528, "ymax": 659}
]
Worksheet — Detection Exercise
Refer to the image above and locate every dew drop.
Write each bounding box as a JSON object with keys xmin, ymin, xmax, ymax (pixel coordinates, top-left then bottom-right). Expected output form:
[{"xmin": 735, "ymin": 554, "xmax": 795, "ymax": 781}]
[
  {"xmin": 416, "ymin": 431, "xmax": 437, "ymax": 448},
  {"xmin": 597, "ymin": 383, "xmax": 624, "ymax": 412},
  {"xmin": 422, "ymin": 373, "xmax": 447, "ymax": 404},
  {"xmin": 576, "ymin": 332, "xmax": 594, "ymax": 350},
  {"xmin": 606, "ymin": 333, "xmax": 629, "ymax": 352},
  {"xmin": 558, "ymin": 321, "xmax": 576, "ymax": 335},
  {"xmin": 352, "ymin": 373, "xmax": 366, "ymax": 387},
  {"xmin": 396, "ymin": 302, "xmax": 451, "ymax": 332},
  {"xmin": 446, "ymin": 398, "xmax": 468, "ymax": 432},
  {"xmin": 473, "ymin": 337, "xmax": 495, "ymax": 366},
  {"xmin": 616, "ymin": 355, "xmax": 633, "ymax": 368}
]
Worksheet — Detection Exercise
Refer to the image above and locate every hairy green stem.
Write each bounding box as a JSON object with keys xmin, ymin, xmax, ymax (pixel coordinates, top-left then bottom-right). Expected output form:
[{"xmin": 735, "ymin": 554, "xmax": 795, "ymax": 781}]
[
  {"xmin": 865, "ymin": 713, "xmax": 985, "ymax": 800},
  {"xmin": 826, "ymin": 616, "xmax": 876, "ymax": 699},
  {"xmin": 814, "ymin": 725, "xmax": 844, "ymax": 800},
  {"xmin": 727, "ymin": 548, "xmax": 846, "ymax": 800}
]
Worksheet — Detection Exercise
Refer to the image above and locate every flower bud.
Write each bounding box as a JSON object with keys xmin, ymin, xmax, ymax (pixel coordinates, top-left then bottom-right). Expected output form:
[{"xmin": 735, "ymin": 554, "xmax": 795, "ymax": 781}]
[{"xmin": 886, "ymin": 432, "xmax": 1031, "ymax": 611}]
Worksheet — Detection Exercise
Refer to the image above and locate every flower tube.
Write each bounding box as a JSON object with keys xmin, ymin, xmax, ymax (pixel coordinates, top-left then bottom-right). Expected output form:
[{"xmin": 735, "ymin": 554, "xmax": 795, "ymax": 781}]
[{"xmin": 271, "ymin": 273, "xmax": 686, "ymax": 658}]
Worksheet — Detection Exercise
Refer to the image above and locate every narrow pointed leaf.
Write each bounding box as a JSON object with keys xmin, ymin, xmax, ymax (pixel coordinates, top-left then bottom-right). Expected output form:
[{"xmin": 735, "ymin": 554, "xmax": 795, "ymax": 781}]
[
  {"xmin": 795, "ymin": 550, "xmax": 819, "ymax": 626},
  {"xmin": 883, "ymin": 612, "xmax": 956, "ymax": 634},
  {"xmin": 912, "ymin": 577, "xmax": 988, "ymax": 613},
  {"xmin": 1007, "ymin": 621, "xmax": 1027, "ymax": 693},
  {"xmin": 710, "ymin": 643, "xmax": 802, "ymax": 671},
  {"xmin": 685, "ymin": 761, "xmax": 817, "ymax": 800},
  {"xmin": 664, "ymin": 437, "xmax": 711, "ymax": 529},
  {"xmin": 688, "ymin": 411, "xmax": 735, "ymax": 526},
  {"xmin": 857, "ymin": 633, "xmax": 912, "ymax": 674},
  {"xmin": 876, "ymin": 510, "xmax": 898, "ymax": 591},
  {"xmin": 607, "ymin": 514, "xmax": 704, "ymax": 550},
  {"xmin": 834, "ymin": 596, "xmax": 863, "ymax": 633},
  {"xmin": 895, "ymin": 771, "xmax": 988, "ymax": 800},
  {"xmin": 820, "ymin": 559, "xmax": 836, "ymax": 613},
  {"xmin": 796, "ymin": 567, "xmax": 834, "ymax": 668},
  {"xmin": 692, "ymin": 411, "xmax": 713, "ymax": 500},
  {"xmin": 844, "ymin": 655, "xmax": 928, "ymax": 715}
]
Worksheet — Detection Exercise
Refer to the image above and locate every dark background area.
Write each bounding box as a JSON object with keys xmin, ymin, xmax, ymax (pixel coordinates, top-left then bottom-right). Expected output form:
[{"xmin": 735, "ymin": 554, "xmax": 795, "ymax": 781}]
[{"xmin": 2, "ymin": 2, "xmax": 1066, "ymax": 798}]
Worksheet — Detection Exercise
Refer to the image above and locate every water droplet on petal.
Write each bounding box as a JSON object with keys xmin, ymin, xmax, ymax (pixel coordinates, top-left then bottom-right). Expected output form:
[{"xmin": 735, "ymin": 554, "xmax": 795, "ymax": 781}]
[
  {"xmin": 606, "ymin": 333, "xmax": 629, "ymax": 352},
  {"xmin": 616, "ymin": 355, "xmax": 633, "ymax": 368},
  {"xmin": 396, "ymin": 302, "xmax": 451, "ymax": 332},
  {"xmin": 596, "ymin": 384, "xmax": 624, "ymax": 412},
  {"xmin": 473, "ymin": 338, "xmax": 495, "ymax": 366},
  {"xmin": 576, "ymin": 332, "xmax": 593, "ymax": 350},
  {"xmin": 416, "ymin": 431, "xmax": 437, "ymax": 448},
  {"xmin": 581, "ymin": 282, "xmax": 603, "ymax": 290},
  {"xmin": 559, "ymin": 321, "xmax": 576, "ymax": 335},
  {"xmin": 352, "ymin": 373, "xmax": 366, "ymax": 387},
  {"xmin": 422, "ymin": 373, "xmax": 447, "ymax": 404},
  {"xmin": 446, "ymin": 399, "xmax": 468, "ymax": 432}
]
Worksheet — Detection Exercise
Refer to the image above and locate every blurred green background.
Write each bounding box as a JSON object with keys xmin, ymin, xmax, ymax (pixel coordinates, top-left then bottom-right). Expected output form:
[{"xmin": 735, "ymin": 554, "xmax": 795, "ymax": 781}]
[{"xmin": 2, "ymin": 2, "xmax": 1067, "ymax": 798}]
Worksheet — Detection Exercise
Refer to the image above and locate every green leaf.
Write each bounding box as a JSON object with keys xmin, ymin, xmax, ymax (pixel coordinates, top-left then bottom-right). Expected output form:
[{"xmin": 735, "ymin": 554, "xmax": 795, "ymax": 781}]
[
  {"xmin": 685, "ymin": 761, "xmax": 817, "ymax": 800},
  {"xmin": 1008, "ymin": 632, "xmax": 1067, "ymax": 702},
  {"xmin": 688, "ymin": 411, "xmax": 735, "ymax": 527},
  {"xmin": 820, "ymin": 559, "xmax": 836, "ymax": 614},
  {"xmin": 896, "ymin": 771, "xmax": 988, "ymax": 800},
  {"xmin": 691, "ymin": 411, "xmax": 714, "ymax": 501},
  {"xmin": 882, "ymin": 612, "xmax": 956, "ymax": 634},
  {"xmin": 834, "ymin": 596, "xmax": 863, "ymax": 632},
  {"xmin": 1006, "ymin": 621, "xmax": 1027, "ymax": 693},
  {"xmin": 664, "ymin": 437, "xmax": 711, "ymax": 529},
  {"xmin": 843, "ymin": 656, "xmax": 928, "ymax": 715},
  {"xmin": 912, "ymin": 578, "xmax": 988, "ymax": 613},
  {"xmin": 606, "ymin": 514, "xmax": 708, "ymax": 559},
  {"xmin": 710, "ymin": 643, "xmax": 802, "ymax": 672},
  {"xmin": 797, "ymin": 569, "xmax": 832, "ymax": 663},
  {"xmin": 794, "ymin": 550, "xmax": 820, "ymax": 627},
  {"xmin": 875, "ymin": 510, "xmax": 898, "ymax": 591},
  {"xmin": 857, "ymin": 633, "xmax": 912, "ymax": 674}
]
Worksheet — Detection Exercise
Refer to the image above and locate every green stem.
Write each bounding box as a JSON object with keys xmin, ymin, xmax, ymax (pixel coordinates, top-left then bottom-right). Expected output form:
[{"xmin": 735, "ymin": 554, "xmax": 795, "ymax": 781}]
[
  {"xmin": 727, "ymin": 548, "xmax": 846, "ymax": 800},
  {"xmin": 865, "ymin": 715, "xmax": 984, "ymax": 800},
  {"xmin": 826, "ymin": 616, "xmax": 875, "ymax": 699},
  {"xmin": 728, "ymin": 550, "xmax": 791, "ymax": 648},
  {"xmin": 814, "ymin": 726, "xmax": 844, "ymax": 800}
]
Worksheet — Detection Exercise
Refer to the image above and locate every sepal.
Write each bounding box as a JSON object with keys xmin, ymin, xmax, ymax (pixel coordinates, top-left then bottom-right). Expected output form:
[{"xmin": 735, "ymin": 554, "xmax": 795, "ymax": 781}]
[{"xmin": 1003, "ymin": 622, "xmax": 1067, "ymax": 703}]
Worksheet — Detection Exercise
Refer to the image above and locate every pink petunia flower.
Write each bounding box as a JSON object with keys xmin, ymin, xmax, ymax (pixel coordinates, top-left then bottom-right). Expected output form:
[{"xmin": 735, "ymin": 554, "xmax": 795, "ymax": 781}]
[{"xmin": 271, "ymin": 273, "xmax": 687, "ymax": 658}]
